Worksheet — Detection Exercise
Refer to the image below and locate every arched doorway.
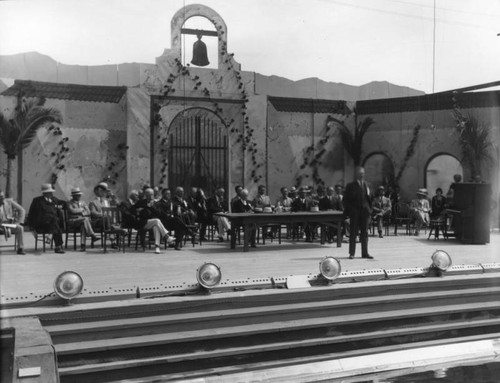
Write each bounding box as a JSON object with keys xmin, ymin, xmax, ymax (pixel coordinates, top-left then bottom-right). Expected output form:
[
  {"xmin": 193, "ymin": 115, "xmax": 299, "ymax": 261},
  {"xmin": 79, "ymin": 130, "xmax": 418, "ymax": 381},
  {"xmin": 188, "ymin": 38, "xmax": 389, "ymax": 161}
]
[
  {"xmin": 362, "ymin": 152, "xmax": 395, "ymax": 189},
  {"xmin": 167, "ymin": 108, "xmax": 228, "ymax": 194},
  {"xmin": 425, "ymin": 153, "xmax": 463, "ymax": 195}
]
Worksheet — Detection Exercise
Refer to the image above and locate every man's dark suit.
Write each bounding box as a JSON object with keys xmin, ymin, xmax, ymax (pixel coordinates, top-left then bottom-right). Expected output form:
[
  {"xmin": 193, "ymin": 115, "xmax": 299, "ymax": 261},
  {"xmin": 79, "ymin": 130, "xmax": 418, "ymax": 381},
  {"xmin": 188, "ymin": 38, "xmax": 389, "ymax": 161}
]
[
  {"xmin": 232, "ymin": 198, "xmax": 256, "ymax": 246},
  {"xmin": 343, "ymin": 180, "xmax": 372, "ymax": 257},
  {"xmin": 291, "ymin": 197, "xmax": 314, "ymax": 241},
  {"xmin": 318, "ymin": 195, "xmax": 342, "ymax": 211},
  {"xmin": 28, "ymin": 195, "xmax": 64, "ymax": 247}
]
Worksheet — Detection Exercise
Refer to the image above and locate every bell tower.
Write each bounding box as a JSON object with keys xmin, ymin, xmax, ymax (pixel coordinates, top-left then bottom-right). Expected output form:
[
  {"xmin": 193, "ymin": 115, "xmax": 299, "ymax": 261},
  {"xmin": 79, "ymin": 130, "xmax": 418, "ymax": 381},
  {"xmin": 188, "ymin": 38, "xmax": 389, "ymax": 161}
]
[{"xmin": 168, "ymin": 4, "xmax": 229, "ymax": 70}]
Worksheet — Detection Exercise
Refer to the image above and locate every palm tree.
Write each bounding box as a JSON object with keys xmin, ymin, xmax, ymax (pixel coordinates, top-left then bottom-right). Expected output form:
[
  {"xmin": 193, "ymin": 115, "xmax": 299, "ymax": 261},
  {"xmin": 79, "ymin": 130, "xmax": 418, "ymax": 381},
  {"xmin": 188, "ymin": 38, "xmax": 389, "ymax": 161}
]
[
  {"xmin": 327, "ymin": 108, "xmax": 375, "ymax": 166},
  {"xmin": 453, "ymin": 109, "xmax": 494, "ymax": 178},
  {"xmin": 0, "ymin": 93, "xmax": 63, "ymax": 199}
]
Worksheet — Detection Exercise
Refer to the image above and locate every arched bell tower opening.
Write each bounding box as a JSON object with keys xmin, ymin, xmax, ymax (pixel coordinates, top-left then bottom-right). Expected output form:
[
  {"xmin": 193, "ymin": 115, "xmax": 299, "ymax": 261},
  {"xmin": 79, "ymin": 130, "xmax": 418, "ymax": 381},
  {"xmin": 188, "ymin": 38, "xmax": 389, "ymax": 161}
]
[{"xmin": 170, "ymin": 4, "xmax": 228, "ymax": 70}]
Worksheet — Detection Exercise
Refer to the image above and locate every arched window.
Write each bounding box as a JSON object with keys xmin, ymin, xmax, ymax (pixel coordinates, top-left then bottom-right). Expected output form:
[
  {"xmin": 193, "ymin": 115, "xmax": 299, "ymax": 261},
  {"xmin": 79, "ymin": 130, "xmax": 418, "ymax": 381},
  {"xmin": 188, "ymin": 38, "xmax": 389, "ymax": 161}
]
[
  {"xmin": 425, "ymin": 153, "xmax": 463, "ymax": 195},
  {"xmin": 362, "ymin": 152, "xmax": 395, "ymax": 189}
]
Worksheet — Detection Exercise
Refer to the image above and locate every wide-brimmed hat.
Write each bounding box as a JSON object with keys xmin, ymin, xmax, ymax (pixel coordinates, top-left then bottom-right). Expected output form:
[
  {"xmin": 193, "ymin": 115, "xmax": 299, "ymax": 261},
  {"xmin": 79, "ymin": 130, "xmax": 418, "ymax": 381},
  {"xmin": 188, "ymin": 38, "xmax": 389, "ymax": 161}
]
[
  {"xmin": 71, "ymin": 187, "xmax": 83, "ymax": 196},
  {"xmin": 41, "ymin": 183, "xmax": 55, "ymax": 193},
  {"xmin": 416, "ymin": 188, "xmax": 428, "ymax": 196}
]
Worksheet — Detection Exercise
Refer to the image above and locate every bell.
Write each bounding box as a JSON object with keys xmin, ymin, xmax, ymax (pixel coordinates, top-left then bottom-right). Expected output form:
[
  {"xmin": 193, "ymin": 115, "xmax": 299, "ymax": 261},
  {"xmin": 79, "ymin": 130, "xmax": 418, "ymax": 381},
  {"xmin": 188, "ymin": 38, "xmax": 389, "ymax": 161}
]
[{"xmin": 191, "ymin": 35, "xmax": 209, "ymax": 67}]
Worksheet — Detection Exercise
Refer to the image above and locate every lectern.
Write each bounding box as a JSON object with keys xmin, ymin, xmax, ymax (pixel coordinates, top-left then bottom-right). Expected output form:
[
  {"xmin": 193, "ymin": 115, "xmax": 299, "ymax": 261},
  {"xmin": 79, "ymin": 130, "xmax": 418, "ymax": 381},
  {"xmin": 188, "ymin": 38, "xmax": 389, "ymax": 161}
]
[{"xmin": 451, "ymin": 182, "xmax": 491, "ymax": 244}]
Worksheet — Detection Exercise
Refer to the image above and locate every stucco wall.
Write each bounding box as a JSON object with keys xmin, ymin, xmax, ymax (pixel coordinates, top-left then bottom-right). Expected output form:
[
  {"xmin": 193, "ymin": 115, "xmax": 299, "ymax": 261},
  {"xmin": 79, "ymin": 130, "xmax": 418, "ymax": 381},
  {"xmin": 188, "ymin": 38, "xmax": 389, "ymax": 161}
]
[{"xmin": 9, "ymin": 97, "xmax": 128, "ymax": 207}]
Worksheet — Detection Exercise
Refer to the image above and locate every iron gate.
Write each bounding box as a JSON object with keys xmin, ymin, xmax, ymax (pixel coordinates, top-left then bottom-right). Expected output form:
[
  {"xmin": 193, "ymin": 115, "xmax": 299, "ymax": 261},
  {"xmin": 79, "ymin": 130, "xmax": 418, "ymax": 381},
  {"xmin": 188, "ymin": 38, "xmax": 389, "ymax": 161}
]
[{"xmin": 168, "ymin": 112, "xmax": 228, "ymax": 194}]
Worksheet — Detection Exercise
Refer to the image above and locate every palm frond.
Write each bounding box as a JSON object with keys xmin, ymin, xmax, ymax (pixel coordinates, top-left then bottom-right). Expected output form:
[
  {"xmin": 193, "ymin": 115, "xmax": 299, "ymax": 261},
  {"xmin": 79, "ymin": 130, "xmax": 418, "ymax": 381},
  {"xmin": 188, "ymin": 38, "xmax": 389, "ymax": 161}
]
[
  {"xmin": 18, "ymin": 106, "xmax": 62, "ymax": 150},
  {"xmin": 0, "ymin": 113, "xmax": 17, "ymax": 158}
]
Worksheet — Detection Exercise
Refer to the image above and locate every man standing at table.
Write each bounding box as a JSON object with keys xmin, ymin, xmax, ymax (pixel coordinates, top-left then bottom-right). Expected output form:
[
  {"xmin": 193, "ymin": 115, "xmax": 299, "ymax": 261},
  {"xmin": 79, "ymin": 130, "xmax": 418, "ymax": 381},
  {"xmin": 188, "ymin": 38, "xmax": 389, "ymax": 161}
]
[{"xmin": 344, "ymin": 166, "xmax": 374, "ymax": 259}]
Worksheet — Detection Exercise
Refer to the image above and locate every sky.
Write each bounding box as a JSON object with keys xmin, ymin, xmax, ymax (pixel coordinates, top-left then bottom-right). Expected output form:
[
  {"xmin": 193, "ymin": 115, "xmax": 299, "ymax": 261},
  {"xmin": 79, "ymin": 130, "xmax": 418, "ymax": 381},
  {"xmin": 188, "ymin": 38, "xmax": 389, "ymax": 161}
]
[{"xmin": 0, "ymin": 0, "xmax": 499, "ymax": 94}]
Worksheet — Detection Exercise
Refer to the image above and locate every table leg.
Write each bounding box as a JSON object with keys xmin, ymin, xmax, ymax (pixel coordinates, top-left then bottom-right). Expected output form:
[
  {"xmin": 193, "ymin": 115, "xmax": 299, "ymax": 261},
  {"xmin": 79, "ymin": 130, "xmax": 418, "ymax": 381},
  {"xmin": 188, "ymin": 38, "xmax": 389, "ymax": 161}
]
[
  {"xmin": 243, "ymin": 225, "xmax": 250, "ymax": 252},
  {"xmin": 230, "ymin": 227, "xmax": 236, "ymax": 249},
  {"xmin": 336, "ymin": 221, "xmax": 342, "ymax": 248}
]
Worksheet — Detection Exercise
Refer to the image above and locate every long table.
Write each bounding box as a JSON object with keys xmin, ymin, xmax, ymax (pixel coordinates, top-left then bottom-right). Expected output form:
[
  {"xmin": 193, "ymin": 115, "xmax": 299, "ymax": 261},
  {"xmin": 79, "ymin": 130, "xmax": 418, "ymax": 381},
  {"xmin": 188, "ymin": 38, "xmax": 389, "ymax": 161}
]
[{"xmin": 216, "ymin": 211, "xmax": 344, "ymax": 252}]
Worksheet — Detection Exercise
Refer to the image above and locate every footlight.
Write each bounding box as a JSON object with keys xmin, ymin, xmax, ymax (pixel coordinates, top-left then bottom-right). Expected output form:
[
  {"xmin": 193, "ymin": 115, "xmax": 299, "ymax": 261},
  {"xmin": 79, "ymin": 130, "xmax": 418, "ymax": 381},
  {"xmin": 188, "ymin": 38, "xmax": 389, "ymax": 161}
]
[
  {"xmin": 196, "ymin": 263, "xmax": 222, "ymax": 292},
  {"xmin": 53, "ymin": 271, "xmax": 84, "ymax": 304},
  {"xmin": 318, "ymin": 256, "xmax": 342, "ymax": 284},
  {"xmin": 429, "ymin": 250, "xmax": 452, "ymax": 277}
]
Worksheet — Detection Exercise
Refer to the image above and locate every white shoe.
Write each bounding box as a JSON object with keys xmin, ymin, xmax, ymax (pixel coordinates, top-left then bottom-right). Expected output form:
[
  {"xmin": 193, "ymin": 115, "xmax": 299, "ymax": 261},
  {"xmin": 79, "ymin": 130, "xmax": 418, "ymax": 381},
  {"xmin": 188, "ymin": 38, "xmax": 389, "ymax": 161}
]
[
  {"xmin": 165, "ymin": 235, "xmax": 175, "ymax": 244},
  {"xmin": 154, "ymin": 246, "xmax": 161, "ymax": 254}
]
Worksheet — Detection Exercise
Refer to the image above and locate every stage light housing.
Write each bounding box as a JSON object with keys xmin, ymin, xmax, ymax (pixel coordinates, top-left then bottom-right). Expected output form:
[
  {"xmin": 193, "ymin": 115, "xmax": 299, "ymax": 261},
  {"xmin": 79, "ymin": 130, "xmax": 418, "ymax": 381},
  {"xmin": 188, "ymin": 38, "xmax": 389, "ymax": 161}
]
[
  {"xmin": 196, "ymin": 263, "xmax": 222, "ymax": 289},
  {"xmin": 53, "ymin": 271, "xmax": 84, "ymax": 301},
  {"xmin": 431, "ymin": 250, "xmax": 452, "ymax": 271},
  {"xmin": 319, "ymin": 256, "xmax": 342, "ymax": 281}
]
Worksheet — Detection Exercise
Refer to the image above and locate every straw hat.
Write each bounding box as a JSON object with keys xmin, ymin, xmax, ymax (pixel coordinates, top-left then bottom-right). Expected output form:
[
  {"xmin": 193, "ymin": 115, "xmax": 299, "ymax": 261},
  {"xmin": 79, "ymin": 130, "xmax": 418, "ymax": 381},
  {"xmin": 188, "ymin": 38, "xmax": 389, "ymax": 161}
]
[
  {"xmin": 41, "ymin": 183, "xmax": 55, "ymax": 193},
  {"xmin": 416, "ymin": 188, "xmax": 428, "ymax": 196},
  {"xmin": 70, "ymin": 187, "xmax": 83, "ymax": 195}
]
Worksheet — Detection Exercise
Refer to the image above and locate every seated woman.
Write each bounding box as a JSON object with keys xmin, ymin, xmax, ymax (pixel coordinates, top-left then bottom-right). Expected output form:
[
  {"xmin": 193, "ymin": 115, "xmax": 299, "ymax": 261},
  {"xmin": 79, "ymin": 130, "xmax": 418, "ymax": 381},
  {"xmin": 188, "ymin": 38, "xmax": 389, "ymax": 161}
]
[
  {"xmin": 89, "ymin": 182, "xmax": 112, "ymax": 232},
  {"xmin": 410, "ymin": 188, "xmax": 431, "ymax": 236},
  {"xmin": 430, "ymin": 187, "xmax": 447, "ymax": 219}
]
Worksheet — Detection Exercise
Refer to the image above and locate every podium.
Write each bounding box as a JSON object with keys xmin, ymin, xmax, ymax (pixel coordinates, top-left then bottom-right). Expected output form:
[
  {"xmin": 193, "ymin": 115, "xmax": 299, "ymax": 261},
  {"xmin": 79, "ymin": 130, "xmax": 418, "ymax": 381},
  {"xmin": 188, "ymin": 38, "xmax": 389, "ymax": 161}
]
[{"xmin": 451, "ymin": 183, "xmax": 491, "ymax": 244}]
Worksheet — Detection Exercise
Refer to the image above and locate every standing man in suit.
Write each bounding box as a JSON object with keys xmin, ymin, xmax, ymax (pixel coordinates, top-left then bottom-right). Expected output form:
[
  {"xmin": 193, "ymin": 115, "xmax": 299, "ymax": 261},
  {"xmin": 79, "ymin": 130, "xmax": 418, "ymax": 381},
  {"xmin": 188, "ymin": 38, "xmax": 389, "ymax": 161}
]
[
  {"xmin": 28, "ymin": 183, "xmax": 65, "ymax": 254},
  {"xmin": 0, "ymin": 190, "xmax": 26, "ymax": 254},
  {"xmin": 344, "ymin": 166, "xmax": 374, "ymax": 259}
]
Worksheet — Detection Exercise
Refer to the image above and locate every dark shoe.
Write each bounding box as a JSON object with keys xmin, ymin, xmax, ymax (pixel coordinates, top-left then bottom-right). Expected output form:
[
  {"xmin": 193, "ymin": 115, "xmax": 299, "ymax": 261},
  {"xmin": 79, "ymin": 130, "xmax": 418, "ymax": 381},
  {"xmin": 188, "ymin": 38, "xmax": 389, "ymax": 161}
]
[
  {"xmin": 378, "ymin": 233, "xmax": 383, "ymax": 238},
  {"xmin": 111, "ymin": 243, "xmax": 118, "ymax": 249},
  {"xmin": 362, "ymin": 254, "xmax": 374, "ymax": 259},
  {"xmin": 250, "ymin": 243, "xmax": 257, "ymax": 248},
  {"xmin": 80, "ymin": 245, "xmax": 86, "ymax": 252},
  {"xmin": 200, "ymin": 236, "xmax": 208, "ymax": 241},
  {"xmin": 349, "ymin": 255, "xmax": 354, "ymax": 259},
  {"xmin": 218, "ymin": 237, "xmax": 224, "ymax": 242},
  {"xmin": 17, "ymin": 248, "xmax": 26, "ymax": 255},
  {"xmin": 91, "ymin": 235, "xmax": 101, "ymax": 242},
  {"xmin": 55, "ymin": 247, "xmax": 65, "ymax": 254},
  {"xmin": 175, "ymin": 244, "xmax": 181, "ymax": 250}
]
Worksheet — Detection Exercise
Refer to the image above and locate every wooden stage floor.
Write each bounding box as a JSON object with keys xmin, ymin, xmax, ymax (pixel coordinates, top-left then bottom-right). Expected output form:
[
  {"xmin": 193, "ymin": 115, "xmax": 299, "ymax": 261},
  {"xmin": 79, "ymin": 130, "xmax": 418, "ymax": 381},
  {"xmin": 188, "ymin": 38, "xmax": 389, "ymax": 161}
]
[{"xmin": 1, "ymin": 230, "xmax": 499, "ymax": 306}]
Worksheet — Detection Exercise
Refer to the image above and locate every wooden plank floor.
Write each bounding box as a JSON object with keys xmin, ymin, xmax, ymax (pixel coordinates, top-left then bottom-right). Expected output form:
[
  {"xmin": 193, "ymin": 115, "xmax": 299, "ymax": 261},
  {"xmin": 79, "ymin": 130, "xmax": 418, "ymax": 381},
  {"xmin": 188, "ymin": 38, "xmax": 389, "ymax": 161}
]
[{"xmin": 1, "ymin": 230, "xmax": 499, "ymax": 304}]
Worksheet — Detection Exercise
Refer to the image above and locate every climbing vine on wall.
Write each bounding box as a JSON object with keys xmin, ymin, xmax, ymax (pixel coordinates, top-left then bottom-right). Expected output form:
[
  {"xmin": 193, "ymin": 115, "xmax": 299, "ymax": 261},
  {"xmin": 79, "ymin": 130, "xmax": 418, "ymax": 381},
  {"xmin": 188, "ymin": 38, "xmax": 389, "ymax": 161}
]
[
  {"xmin": 103, "ymin": 142, "xmax": 128, "ymax": 186},
  {"xmin": 394, "ymin": 124, "xmax": 421, "ymax": 185},
  {"xmin": 47, "ymin": 124, "xmax": 70, "ymax": 184},
  {"xmin": 294, "ymin": 101, "xmax": 352, "ymax": 187}
]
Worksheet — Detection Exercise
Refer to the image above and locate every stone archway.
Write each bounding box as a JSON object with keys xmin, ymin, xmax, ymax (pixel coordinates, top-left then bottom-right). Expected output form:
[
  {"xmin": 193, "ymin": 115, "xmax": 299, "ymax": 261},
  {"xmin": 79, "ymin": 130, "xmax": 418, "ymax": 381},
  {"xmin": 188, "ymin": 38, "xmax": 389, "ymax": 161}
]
[{"xmin": 425, "ymin": 153, "xmax": 463, "ymax": 195}]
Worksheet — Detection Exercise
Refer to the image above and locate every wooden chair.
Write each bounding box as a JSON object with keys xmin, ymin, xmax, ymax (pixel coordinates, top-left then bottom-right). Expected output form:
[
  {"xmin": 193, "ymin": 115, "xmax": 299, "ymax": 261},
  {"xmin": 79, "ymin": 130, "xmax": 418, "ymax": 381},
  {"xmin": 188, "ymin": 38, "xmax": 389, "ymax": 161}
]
[
  {"xmin": 0, "ymin": 224, "xmax": 18, "ymax": 252},
  {"xmin": 102, "ymin": 207, "xmax": 126, "ymax": 253},
  {"xmin": 393, "ymin": 202, "xmax": 411, "ymax": 235},
  {"xmin": 64, "ymin": 209, "xmax": 86, "ymax": 250},
  {"xmin": 371, "ymin": 214, "xmax": 391, "ymax": 236}
]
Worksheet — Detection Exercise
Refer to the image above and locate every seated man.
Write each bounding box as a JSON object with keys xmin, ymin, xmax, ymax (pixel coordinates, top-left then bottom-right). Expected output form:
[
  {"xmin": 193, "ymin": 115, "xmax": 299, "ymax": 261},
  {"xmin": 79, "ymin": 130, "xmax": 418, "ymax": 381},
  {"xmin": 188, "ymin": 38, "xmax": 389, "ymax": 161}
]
[
  {"xmin": 291, "ymin": 187, "xmax": 314, "ymax": 242},
  {"xmin": 172, "ymin": 187, "xmax": 197, "ymax": 225},
  {"xmin": 0, "ymin": 190, "xmax": 26, "ymax": 254},
  {"xmin": 319, "ymin": 186, "xmax": 343, "ymax": 243},
  {"xmin": 232, "ymin": 188, "xmax": 256, "ymax": 247},
  {"xmin": 28, "ymin": 183, "xmax": 65, "ymax": 253},
  {"xmin": 66, "ymin": 187, "xmax": 100, "ymax": 250},
  {"xmin": 154, "ymin": 188, "xmax": 188, "ymax": 250},
  {"xmin": 410, "ymin": 188, "xmax": 431, "ymax": 236},
  {"xmin": 253, "ymin": 185, "xmax": 273, "ymax": 239},
  {"xmin": 118, "ymin": 190, "xmax": 140, "ymax": 230},
  {"xmin": 207, "ymin": 187, "xmax": 231, "ymax": 242},
  {"xmin": 371, "ymin": 186, "xmax": 392, "ymax": 238},
  {"xmin": 134, "ymin": 188, "xmax": 175, "ymax": 253}
]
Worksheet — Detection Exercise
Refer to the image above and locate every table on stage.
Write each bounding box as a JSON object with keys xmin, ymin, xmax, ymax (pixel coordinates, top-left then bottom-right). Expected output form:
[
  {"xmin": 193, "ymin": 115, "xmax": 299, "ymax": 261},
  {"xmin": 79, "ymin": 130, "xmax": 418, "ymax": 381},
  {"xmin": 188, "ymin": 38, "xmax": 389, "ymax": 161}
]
[{"xmin": 215, "ymin": 211, "xmax": 344, "ymax": 252}]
